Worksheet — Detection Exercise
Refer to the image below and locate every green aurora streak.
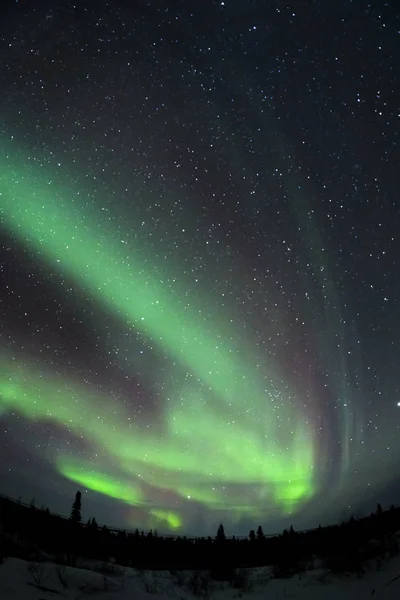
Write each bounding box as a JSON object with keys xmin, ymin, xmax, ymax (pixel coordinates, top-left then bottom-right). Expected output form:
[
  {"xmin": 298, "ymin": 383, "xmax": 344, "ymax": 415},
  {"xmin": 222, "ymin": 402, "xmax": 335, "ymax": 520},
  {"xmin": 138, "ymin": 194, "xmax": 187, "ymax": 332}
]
[{"xmin": 0, "ymin": 146, "xmax": 317, "ymax": 529}]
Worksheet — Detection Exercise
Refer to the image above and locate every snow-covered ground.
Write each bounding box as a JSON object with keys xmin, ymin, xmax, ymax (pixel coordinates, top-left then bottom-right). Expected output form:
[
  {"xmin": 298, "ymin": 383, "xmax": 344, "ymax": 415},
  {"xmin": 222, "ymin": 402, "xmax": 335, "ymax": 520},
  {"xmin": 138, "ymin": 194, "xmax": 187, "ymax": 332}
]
[{"xmin": 1, "ymin": 554, "xmax": 400, "ymax": 600}]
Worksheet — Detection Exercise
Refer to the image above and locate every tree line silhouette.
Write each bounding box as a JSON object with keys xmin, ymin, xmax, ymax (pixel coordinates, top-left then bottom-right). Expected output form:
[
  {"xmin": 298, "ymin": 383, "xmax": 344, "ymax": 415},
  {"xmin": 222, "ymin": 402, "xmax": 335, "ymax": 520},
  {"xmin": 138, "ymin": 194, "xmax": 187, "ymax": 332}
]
[{"xmin": 1, "ymin": 491, "xmax": 400, "ymax": 577}]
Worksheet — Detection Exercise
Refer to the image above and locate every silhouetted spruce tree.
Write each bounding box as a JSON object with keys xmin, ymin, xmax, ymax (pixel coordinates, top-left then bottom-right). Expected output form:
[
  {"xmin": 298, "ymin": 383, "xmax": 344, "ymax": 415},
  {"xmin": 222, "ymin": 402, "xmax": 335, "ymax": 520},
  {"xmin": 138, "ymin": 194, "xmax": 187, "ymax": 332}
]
[
  {"xmin": 249, "ymin": 529, "xmax": 256, "ymax": 541},
  {"xmin": 257, "ymin": 525, "xmax": 264, "ymax": 539},
  {"xmin": 216, "ymin": 523, "xmax": 226, "ymax": 542},
  {"xmin": 376, "ymin": 503, "xmax": 383, "ymax": 516},
  {"xmin": 70, "ymin": 491, "xmax": 82, "ymax": 522}
]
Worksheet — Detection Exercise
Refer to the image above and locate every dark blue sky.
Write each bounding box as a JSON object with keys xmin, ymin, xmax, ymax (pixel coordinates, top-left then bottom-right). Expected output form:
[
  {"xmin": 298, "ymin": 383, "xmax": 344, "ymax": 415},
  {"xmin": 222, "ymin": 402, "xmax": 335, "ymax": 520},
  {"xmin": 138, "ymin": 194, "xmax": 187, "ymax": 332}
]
[{"xmin": 0, "ymin": 0, "xmax": 399, "ymax": 536}]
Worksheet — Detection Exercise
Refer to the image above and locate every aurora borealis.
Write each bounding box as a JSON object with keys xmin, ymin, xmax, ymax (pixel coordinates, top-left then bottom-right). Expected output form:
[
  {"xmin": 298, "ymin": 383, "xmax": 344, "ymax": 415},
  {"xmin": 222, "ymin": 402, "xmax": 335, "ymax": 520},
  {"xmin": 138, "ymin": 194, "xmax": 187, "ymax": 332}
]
[{"xmin": 1, "ymin": 1, "xmax": 399, "ymax": 536}]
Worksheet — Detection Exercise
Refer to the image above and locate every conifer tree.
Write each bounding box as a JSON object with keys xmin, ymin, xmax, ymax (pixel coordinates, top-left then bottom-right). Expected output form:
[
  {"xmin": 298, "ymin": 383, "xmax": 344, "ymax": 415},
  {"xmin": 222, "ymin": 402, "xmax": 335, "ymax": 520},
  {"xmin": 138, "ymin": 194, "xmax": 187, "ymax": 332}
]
[
  {"xmin": 70, "ymin": 490, "xmax": 82, "ymax": 522},
  {"xmin": 216, "ymin": 523, "xmax": 226, "ymax": 541},
  {"xmin": 257, "ymin": 525, "xmax": 264, "ymax": 539}
]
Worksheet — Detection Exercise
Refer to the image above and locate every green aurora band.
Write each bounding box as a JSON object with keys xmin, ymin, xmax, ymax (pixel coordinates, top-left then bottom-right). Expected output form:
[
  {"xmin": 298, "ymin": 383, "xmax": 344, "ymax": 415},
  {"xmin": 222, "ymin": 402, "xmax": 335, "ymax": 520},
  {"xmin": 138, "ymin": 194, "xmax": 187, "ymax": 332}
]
[{"xmin": 0, "ymin": 145, "xmax": 318, "ymax": 529}]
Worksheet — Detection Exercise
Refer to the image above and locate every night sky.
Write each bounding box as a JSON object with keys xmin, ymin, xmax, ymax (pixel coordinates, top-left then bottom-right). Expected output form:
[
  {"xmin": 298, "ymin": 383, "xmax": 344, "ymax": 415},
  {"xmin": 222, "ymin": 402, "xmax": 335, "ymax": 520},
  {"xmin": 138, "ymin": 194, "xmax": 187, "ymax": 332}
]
[{"xmin": 0, "ymin": 0, "xmax": 399, "ymax": 537}]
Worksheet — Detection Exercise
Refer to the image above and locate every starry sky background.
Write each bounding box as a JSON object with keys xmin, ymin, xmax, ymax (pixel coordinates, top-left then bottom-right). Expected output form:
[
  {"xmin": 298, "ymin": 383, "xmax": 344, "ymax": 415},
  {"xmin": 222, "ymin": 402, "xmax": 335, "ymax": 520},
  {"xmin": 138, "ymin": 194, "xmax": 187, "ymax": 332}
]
[{"xmin": 0, "ymin": 0, "xmax": 399, "ymax": 536}]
